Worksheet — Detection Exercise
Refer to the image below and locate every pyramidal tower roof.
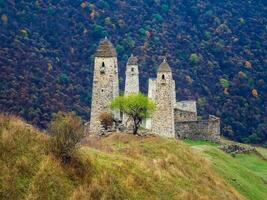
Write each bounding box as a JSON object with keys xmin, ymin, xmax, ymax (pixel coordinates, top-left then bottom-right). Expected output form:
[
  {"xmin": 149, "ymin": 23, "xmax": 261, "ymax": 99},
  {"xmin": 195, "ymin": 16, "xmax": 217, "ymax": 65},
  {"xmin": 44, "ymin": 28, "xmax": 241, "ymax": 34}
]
[
  {"xmin": 127, "ymin": 54, "xmax": 138, "ymax": 65},
  {"xmin": 158, "ymin": 58, "xmax": 172, "ymax": 73},
  {"xmin": 95, "ymin": 37, "xmax": 117, "ymax": 57}
]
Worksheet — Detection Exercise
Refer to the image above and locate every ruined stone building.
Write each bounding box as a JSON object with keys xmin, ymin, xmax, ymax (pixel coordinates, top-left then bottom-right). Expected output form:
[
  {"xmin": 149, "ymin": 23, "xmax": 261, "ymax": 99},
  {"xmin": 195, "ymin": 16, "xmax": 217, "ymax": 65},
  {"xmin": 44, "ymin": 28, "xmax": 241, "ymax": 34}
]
[{"xmin": 90, "ymin": 38, "xmax": 220, "ymax": 142}]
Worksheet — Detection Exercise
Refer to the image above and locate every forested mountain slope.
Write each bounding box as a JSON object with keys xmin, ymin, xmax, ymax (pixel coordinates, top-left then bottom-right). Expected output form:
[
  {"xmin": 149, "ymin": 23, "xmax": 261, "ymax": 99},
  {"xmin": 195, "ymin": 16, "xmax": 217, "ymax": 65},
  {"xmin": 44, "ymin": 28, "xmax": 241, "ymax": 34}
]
[{"xmin": 0, "ymin": 0, "xmax": 266, "ymax": 143}]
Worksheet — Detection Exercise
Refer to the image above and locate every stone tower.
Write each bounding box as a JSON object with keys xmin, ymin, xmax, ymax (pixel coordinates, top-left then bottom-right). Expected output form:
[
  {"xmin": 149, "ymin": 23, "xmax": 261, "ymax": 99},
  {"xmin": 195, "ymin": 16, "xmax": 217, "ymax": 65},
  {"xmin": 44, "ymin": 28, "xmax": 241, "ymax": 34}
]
[
  {"xmin": 123, "ymin": 54, "xmax": 139, "ymax": 126},
  {"xmin": 151, "ymin": 59, "xmax": 176, "ymax": 138},
  {"xmin": 124, "ymin": 54, "xmax": 139, "ymax": 95},
  {"xmin": 145, "ymin": 78, "xmax": 157, "ymax": 129},
  {"xmin": 90, "ymin": 37, "xmax": 119, "ymax": 133}
]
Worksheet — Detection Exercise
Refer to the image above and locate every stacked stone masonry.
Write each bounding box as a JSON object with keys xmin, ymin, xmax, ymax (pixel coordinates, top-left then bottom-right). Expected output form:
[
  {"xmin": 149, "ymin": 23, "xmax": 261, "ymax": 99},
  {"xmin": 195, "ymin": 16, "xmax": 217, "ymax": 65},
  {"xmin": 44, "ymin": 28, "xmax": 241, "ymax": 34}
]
[
  {"xmin": 174, "ymin": 109, "xmax": 197, "ymax": 122},
  {"xmin": 151, "ymin": 62, "xmax": 176, "ymax": 138},
  {"xmin": 124, "ymin": 54, "xmax": 139, "ymax": 95},
  {"xmin": 175, "ymin": 115, "xmax": 220, "ymax": 142},
  {"xmin": 90, "ymin": 38, "xmax": 119, "ymax": 133}
]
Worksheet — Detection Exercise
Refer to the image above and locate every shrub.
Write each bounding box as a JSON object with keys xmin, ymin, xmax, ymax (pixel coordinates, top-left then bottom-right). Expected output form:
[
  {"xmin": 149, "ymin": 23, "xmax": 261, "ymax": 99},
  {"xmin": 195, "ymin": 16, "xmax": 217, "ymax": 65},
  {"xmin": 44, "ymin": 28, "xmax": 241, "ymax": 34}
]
[
  {"xmin": 48, "ymin": 112, "xmax": 84, "ymax": 164},
  {"xmin": 99, "ymin": 112, "xmax": 113, "ymax": 130}
]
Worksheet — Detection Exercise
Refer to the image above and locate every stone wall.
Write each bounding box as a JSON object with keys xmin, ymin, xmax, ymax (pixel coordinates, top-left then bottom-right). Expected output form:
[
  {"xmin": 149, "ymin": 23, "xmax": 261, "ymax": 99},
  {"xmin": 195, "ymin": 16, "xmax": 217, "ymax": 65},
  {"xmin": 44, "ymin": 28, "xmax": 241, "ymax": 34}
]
[
  {"xmin": 174, "ymin": 109, "xmax": 197, "ymax": 122},
  {"xmin": 175, "ymin": 115, "xmax": 220, "ymax": 142}
]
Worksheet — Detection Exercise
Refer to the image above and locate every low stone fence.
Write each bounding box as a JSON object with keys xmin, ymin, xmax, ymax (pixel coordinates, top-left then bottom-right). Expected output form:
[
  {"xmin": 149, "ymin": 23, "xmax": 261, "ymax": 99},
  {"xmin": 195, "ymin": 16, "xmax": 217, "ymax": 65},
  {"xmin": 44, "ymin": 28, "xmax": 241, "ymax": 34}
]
[{"xmin": 219, "ymin": 144, "xmax": 256, "ymax": 154}]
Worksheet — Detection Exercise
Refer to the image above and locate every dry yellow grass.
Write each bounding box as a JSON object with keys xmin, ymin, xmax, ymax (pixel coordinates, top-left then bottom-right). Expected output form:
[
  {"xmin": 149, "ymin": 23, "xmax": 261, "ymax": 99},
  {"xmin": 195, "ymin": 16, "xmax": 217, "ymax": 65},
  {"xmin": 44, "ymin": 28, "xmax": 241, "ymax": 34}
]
[{"xmin": 1, "ymin": 115, "xmax": 245, "ymax": 200}]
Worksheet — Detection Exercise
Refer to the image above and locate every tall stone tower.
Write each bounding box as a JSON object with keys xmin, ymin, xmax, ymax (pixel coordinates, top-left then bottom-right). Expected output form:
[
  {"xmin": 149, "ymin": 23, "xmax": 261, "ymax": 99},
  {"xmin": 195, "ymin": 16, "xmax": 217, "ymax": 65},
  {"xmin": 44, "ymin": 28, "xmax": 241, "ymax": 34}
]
[
  {"xmin": 123, "ymin": 54, "xmax": 139, "ymax": 126},
  {"xmin": 145, "ymin": 78, "xmax": 156, "ymax": 129},
  {"xmin": 151, "ymin": 59, "xmax": 176, "ymax": 138},
  {"xmin": 90, "ymin": 37, "xmax": 119, "ymax": 133},
  {"xmin": 124, "ymin": 54, "xmax": 139, "ymax": 95}
]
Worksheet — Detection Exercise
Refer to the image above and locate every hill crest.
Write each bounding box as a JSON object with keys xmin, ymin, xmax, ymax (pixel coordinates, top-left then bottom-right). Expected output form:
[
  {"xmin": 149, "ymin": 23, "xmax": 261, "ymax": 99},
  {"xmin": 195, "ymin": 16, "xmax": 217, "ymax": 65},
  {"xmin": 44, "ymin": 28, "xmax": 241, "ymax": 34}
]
[{"xmin": 0, "ymin": 114, "xmax": 246, "ymax": 200}]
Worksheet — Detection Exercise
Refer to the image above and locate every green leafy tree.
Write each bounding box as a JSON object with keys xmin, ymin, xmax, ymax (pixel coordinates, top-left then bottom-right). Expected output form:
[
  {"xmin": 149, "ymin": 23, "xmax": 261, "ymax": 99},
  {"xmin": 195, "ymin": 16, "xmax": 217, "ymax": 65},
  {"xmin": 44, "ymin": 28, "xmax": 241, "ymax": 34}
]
[
  {"xmin": 48, "ymin": 112, "xmax": 84, "ymax": 164},
  {"xmin": 111, "ymin": 93, "xmax": 155, "ymax": 135},
  {"xmin": 189, "ymin": 53, "xmax": 200, "ymax": 65},
  {"xmin": 219, "ymin": 78, "xmax": 230, "ymax": 89}
]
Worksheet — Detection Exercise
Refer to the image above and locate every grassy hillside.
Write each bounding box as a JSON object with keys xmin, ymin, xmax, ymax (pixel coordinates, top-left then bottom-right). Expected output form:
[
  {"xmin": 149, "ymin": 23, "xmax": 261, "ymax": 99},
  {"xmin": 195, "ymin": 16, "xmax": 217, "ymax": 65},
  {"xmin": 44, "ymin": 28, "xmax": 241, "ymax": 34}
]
[
  {"xmin": 185, "ymin": 140, "xmax": 267, "ymax": 200},
  {"xmin": 1, "ymin": 115, "xmax": 266, "ymax": 199}
]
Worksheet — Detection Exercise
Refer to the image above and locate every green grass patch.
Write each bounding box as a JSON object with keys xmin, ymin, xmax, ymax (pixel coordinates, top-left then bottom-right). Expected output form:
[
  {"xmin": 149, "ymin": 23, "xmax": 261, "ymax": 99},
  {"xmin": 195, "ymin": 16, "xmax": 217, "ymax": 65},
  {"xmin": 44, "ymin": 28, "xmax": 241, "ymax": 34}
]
[
  {"xmin": 187, "ymin": 141, "xmax": 267, "ymax": 200},
  {"xmin": 183, "ymin": 139, "xmax": 219, "ymax": 147},
  {"xmin": 235, "ymin": 153, "xmax": 267, "ymax": 182}
]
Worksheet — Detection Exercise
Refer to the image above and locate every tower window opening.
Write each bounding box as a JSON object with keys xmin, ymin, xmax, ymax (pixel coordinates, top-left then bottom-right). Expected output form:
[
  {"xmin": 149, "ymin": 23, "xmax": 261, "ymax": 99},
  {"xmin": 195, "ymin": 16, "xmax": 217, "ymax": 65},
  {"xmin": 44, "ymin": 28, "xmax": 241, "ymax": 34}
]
[
  {"xmin": 131, "ymin": 67, "xmax": 134, "ymax": 72},
  {"xmin": 162, "ymin": 74, "xmax": 165, "ymax": 80},
  {"xmin": 100, "ymin": 62, "xmax": 105, "ymax": 74}
]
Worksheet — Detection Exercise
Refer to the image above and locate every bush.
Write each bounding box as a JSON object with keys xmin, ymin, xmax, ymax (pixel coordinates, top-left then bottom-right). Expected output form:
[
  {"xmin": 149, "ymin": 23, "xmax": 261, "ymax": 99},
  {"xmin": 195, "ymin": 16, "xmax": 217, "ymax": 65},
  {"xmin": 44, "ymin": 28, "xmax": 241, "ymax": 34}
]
[
  {"xmin": 48, "ymin": 112, "xmax": 84, "ymax": 164},
  {"xmin": 99, "ymin": 112, "xmax": 113, "ymax": 130}
]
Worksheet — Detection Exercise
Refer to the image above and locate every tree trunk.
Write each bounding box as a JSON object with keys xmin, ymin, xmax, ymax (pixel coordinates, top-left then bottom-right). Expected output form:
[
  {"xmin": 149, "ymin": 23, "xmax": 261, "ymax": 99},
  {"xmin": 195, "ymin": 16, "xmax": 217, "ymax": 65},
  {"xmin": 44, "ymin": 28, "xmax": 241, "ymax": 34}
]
[
  {"xmin": 133, "ymin": 126, "xmax": 138, "ymax": 135},
  {"xmin": 133, "ymin": 117, "xmax": 140, "ymax": 135}
]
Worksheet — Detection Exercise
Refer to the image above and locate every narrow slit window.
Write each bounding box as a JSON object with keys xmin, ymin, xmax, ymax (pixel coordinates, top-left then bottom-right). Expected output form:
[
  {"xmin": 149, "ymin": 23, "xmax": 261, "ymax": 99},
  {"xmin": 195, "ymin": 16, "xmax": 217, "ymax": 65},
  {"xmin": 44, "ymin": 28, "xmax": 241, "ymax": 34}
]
[
  {"xmin": 162, "ymin": 74, "xmax": 165, "ymax": 80},
  {"xmin": 131, "ymin": 68, "xmax": 134, "ymax": 72},
  {"xmin": 100, "ymin": 62, "xmax": 105, "ymax": 74}
]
